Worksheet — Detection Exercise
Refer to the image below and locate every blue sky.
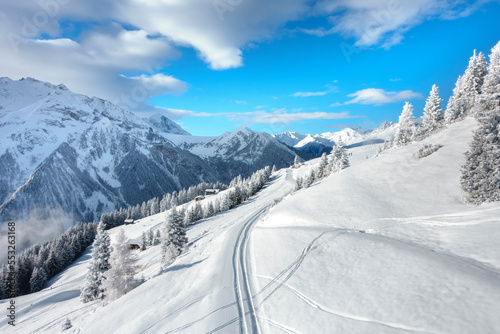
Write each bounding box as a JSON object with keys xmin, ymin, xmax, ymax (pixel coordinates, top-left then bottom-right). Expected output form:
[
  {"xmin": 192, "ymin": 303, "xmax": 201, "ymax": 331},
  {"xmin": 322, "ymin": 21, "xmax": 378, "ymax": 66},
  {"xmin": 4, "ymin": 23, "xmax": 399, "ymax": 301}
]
[{"xmin": 1, "ymin": 0, "xmax": 499, "ymax": 136}]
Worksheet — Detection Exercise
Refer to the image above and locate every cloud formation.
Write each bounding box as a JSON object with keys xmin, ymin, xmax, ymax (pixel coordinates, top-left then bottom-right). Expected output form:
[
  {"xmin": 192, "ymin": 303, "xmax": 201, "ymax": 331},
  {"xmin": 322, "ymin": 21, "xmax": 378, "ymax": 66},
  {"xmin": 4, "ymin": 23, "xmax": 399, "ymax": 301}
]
[
  {"xmin": 0, "ymin": 0, "xmax": 490, "ymax": 114},
  {"xmin": 308, "ymin": 0, "xmax": 491, "ymax": 48},
  {"xmin": 342, "ymin": 88, "xmax": 423, "ymax": 105},
  {"xmin": 223, "ymin": 109, "xmax": 363, "ymax": 125}
]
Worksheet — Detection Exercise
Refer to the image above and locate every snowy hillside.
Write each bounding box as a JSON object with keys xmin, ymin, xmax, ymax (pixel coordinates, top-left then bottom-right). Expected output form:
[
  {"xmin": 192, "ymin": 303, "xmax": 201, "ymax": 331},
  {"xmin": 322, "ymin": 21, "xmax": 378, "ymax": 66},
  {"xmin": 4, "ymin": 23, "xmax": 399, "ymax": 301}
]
[{"xmin": 3, "ymin": 116, "xmax": 499, "ymax": 333}]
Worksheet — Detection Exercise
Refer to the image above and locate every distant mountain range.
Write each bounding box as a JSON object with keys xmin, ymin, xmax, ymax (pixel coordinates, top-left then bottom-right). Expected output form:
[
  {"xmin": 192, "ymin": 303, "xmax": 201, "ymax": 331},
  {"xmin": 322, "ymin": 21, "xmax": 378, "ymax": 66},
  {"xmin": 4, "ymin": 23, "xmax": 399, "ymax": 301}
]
[
  {"xmin": 273, "ymin": 123, "xmax": 397, "ymax": 157},
  {"xmin": 0, "ymin": 78, "xmax": 298, "ymax": 223}
]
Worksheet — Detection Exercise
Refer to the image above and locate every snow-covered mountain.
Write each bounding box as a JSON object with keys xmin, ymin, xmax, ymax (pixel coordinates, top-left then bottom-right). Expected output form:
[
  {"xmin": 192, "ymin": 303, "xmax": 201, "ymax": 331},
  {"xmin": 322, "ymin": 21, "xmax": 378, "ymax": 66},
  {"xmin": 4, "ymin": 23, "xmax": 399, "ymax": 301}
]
[
  {"xmin": 143, "ymin": 113, "xmax": 191, "ymax": 136},
  {"xmin": 272, "ymin": 131, "xmax": 307, "ymax": 147},
  {"xmin": 274, "ymin": 122, "xmax": 397, "ymax": 157},
  {"xmin": 168, "ymin": 127, "xmax": 298, "ymax": 183},
  {"xmin": 0, "ymin": 77, "xmax": 217, "ymax": 222},
  {"xmin": 0, "ymin": 77, "xmax": 299, "ymax": 223},
  {"xmin": 5, "ymin": 117, "xmax": 500, "ymax": 334}
]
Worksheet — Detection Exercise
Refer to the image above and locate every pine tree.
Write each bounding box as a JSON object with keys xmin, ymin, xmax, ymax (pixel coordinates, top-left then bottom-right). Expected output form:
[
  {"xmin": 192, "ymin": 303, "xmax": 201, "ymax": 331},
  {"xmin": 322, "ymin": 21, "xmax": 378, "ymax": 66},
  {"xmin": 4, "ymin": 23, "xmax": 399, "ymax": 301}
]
[
  {"xmin": 462, "ymin": 50, "xmax": 488, "ymax": 116},
  {"xmin": 302, "ymin": 171, "xmax": 315, "ymax": 188},
  {"xmin": 316, "ymin": 153, "xmax": 329, "ymax": 179},
  {"xmin": 154, "ymin": 230, "xmax": 161, "ymax": 245},
  {"xmin": 29, "ymin": 267, "xmax": 47, "ymax": 293},
  {"xmin": 161, "ymin": 208, "xmax": 188, "ymax": 265},
  {"xmin": 394, "ymin": 102, "xmax": 415, "ymax": 146},
  {"xmin": 294, "ymin": 177, "xmax": 303, "ymax": 191},
  {"xmin": 460, "ymin": 106, "xmax": 500, "ymax": 204},
  {"xmin": 80, "ymin": 221, "xmax": 111, "ymax": 303},
  {"xmin": 205, "ymin": 201, "xmax": 215, "ymax": 218},
  {"xmin": 219, "ymin": 193, "xmax": 233, "ymax": 212},
  {"xmin": 148, "ymin": 229, "xmax": 154, "ymax": 246},
  {"xmin": 329, "ymin": 142, "xmax": 350, "ymax": 173},
  {"xmin": 141, "ymin": 232, "xmax": 147, "ymax": 251},
  {"xmin": 102, "ymin": 229, "xmax": 139, "ymax": 301},
  {"xmin": 293, "ymin": 156, "xmax": 301, "ymax": 168},
  {"xmin": 477, "ymin": 41, "xmax": 500, "ymax": 114},
  {"xmin": 422, "ymin": 84, "xmax": 444, "ymax": 134},
  {"xmin": 461, "ymin": 42, "xmax": 500, "ymax": 204}
]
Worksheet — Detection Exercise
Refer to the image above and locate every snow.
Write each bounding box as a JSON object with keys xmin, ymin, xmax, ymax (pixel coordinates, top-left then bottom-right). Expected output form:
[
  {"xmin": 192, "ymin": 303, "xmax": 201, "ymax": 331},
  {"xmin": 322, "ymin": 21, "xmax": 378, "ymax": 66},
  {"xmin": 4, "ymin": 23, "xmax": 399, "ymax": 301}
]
[
  {"xmin": 275, "ymin": 124, "xmax": 397, "ymax": 153},
  {"xmin": 2, "ymin": 117, "xmax": 500, "ymax": 333}
]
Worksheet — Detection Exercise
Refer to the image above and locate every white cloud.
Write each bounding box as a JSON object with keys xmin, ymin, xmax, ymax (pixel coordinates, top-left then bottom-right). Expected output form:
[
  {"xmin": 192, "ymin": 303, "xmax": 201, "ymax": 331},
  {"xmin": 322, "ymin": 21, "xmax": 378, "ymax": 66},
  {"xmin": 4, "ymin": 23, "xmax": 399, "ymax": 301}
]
[
  {"xmin": 150, "ymin": 107, "xmax": 213, "ymax": 121},
  {"xmin": 124, "ymin": 74, "xmax": 187, "ymax": 96},
  {"xmin": 234, "ymin": 100, "xmax": 248, "ymax": 105},
  {"xmin": 308, "ymin": 0, "xmax": 490, "ymax": 48},
  {"xmin": 223, "ymin": 109, "xmax": 363, "ymax": 125},
  {"xmin": 292, "ymin": 90, "xmax": 330, "ymax": 97},
  {"xmin": 292, "ymin": 85, "xmax": 338, "ymax": 97},
  {"xmin": 343, "ymin": 88, "xmax": 423, "ymax": 105}
]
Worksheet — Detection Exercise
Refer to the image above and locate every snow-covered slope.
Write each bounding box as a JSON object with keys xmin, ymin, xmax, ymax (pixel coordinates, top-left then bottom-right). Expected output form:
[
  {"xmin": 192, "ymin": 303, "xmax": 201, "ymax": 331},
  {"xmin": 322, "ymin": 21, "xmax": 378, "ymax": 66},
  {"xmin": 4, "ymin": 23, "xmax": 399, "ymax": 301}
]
[
  {"xmin": 3, "ymin": 117, "xmax": 499, "ymax": 334},
  {"xmin": 0, "ymin": 77, "xmax": 216, "ymax": 222},
  {"xmin": 272, "ymin": 131, "xmax": 307, "ymax": 147}
]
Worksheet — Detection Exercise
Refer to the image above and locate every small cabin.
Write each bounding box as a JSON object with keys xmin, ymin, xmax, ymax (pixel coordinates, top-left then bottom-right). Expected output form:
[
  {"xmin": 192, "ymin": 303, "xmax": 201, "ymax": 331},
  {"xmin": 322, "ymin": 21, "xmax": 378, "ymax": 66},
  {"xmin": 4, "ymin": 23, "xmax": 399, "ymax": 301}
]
[
  {"xmin": 195, "ymin": 195, "xmax": 205, "ymax": 202},
  {"xmin": 124, "ymin": 219, "xmax": 135, "ymax": 225},
  {"xmin": 128, "ymin": 244, "xmax": 140, "ymax": 250},
  {"xmin": 204, "ymin": 189, "xmax": 220, "ymax": 196}
]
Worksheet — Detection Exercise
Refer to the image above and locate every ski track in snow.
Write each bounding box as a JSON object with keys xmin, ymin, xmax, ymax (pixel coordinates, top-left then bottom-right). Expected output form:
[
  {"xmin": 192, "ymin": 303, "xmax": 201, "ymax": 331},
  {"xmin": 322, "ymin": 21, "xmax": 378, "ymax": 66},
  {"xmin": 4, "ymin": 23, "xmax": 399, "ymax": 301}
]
[
  {"xmin": 287, "ymin": 286, "xmax": 442, "ymax": 334},
  {"xmin": 232, "ymin": 207, "xmax": 266, "ymax": 334}
]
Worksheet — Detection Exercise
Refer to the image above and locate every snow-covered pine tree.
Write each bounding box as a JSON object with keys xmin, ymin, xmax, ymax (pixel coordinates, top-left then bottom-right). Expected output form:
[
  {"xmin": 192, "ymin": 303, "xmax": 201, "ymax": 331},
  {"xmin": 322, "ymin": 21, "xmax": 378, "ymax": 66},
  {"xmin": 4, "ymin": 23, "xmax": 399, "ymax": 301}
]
[
  {"xmin": 219, "ymin": 192, "xmax": 233, "ymax": 212},
  {"xmin": 293, "ymin": 156, "xmax": 301, "ymax": 168},
  {"xmin": 141, "ymin": 231, "xmax": 147, "ymax": 251},
  {"xmin": 80, "ymin": 221, "xmax": 111, "ymax": 303},
  {"xmin": 150, "ymin": 197, "xmax": 160, "ymax": 215},
  {"xmin": 476, "ymin": 41, "xmax": 500, "ymax": 114},
  {"xmin": 394, "ymin": 102, "xmax": 415, "ymax": 146},
  {"xmin": 316, "ymin": 153, "xmax": 329, "ymax": 179},
  {"xmin": 460, "ymin": 106, "xmax": 500, "ymax": 204},
  {"xmin": 462, "ymin": 50, "xmax": 488, "ymax": 116},
  {"xmin": 329, "ymin": 141, "xmax": 350, "ymax": 173},
  {"xmin": 29, "ymin": 267, "xmax": 47, "ymax": 293},
  {"xmin": 294, "ymin": 176, "xmax": 303, "ymax": 191},
  {"xmin": 148, "ymin": 229, "xmax": 154, "ymax": 246},
  {"xmin": 272, "ymin": 165, "xmax": 277, "ymax": 173},
  {"xmin": 161, "ymin": 207, "xmax": 188, "ymax": 265},
  {"xmin": 461, "ymin": 42, "xmax": 500, "ymax": 204},
  {"xmin": 422, "ymin": 84, "xmax": 444, "ymax": 135},
  {"xmin": 154, "ymin": 230, "xmax": 161, "ymax": 245},
  {"xmin": 302, "ymin": 170, "xmax": 315, "ymax": 188},
  {"xmin": 444, "ymin": 89, "xmax": 462, "ymax": 125},
  {"xmin": 205, "ymin": 201, "xmax": 215, "ymax": 218},
  {"xmin": 102, "ymin": 228, "xmax": 139, "ymax": 301}
]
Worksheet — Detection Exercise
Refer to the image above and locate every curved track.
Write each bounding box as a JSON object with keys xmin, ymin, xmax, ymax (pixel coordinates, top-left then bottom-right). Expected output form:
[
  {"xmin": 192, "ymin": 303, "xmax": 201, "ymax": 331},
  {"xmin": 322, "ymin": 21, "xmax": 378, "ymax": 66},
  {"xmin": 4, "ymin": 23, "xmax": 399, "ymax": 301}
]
[{"xmin": 232, "ymin": 207, "xmax": 267, "ymax": 334}]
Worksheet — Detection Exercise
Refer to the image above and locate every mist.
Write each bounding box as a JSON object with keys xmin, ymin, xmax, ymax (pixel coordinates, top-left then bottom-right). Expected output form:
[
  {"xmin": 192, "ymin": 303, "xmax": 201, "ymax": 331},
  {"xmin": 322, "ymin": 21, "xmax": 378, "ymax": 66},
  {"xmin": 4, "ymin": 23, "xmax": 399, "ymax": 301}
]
[{"xmin": 0, "ymin": 208, "xmax": 74, "ymax": 264}]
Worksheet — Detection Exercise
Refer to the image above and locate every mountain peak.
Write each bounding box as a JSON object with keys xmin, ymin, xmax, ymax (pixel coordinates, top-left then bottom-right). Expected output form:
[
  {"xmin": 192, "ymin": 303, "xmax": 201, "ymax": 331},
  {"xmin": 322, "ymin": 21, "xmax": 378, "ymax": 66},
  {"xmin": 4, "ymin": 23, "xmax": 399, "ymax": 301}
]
[
  {"xmin": 234, "ymin": 126, "xmax": 254, "ymax": 134},
  {"xmin": 143, "ymin": 113, "xmax": 191, "ymax": 136}
]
